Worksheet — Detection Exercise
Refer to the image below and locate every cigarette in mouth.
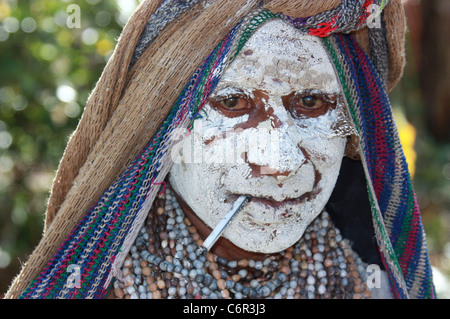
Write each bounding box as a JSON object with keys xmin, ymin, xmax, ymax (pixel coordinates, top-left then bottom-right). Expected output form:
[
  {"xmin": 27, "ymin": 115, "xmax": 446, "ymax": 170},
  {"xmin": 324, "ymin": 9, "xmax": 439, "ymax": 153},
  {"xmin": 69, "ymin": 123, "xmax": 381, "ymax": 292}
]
[{"xmin": 202, "ymin": 195, "xmax": 250, "ymax": 251}]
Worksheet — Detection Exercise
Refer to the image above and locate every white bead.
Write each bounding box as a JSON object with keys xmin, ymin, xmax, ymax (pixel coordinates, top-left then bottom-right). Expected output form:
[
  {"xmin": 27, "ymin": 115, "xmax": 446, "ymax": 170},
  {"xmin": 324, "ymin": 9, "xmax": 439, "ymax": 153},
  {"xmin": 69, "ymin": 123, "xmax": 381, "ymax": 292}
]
[
  {"xmin": 130, "ymin": 292, "xmax": 138, "ymax": 299},
  {"xmin": 318, "ymin": 284, "xmax": 326, "ymax": 295}
]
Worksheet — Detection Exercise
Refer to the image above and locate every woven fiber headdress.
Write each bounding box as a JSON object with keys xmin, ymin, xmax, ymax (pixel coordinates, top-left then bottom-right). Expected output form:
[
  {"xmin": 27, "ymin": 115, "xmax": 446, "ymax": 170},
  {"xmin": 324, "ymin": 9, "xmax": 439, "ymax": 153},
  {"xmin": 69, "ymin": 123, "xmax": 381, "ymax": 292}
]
[{"xmin": 6, "ymin": 0, "xmax": 435, "ymax": 299}]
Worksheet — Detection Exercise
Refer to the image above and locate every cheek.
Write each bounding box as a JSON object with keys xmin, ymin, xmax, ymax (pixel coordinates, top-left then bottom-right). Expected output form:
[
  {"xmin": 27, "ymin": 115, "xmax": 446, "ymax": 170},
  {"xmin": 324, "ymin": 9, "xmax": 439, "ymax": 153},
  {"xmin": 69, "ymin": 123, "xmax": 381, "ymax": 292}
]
[
  {"xmin": 306, "ymin": 136, "xmax": 346, "ymax": 158},
  {"xmin": 292, "ymin": 110, "xmax": 347, "ymax": 161},
  {"xmin": 169, "ymin": 161, "xmax": 230, "ymax": 226},
  {"xmin": 293, "ymin": 109, "xmax": 345, "ymax": 137},
  {"xmin": 201, "ymin": 106, "xmax": 249, "ymax": 142},
  {"xmin": 304, "ymin": 137, "xmax": 346, "ymax": 200}
]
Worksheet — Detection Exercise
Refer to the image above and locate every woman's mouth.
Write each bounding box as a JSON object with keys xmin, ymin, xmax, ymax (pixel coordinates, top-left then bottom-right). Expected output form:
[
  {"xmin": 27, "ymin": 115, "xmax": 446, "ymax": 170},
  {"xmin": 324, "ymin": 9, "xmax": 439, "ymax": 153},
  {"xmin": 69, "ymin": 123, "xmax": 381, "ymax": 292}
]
[
  {"xmin": 226, "ymin": 188, "xmax": 321, "ymax": 225},
  {"xmin": 229, "ymin": 187, "xmax": 321, "ymax": 207}
]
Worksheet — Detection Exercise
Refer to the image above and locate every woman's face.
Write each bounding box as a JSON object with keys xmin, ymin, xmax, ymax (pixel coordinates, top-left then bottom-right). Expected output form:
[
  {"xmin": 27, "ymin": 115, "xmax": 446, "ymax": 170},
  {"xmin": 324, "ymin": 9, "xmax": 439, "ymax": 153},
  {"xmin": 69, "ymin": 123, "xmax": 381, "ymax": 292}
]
[{"xmin": 169, "ymin": 20, "xmax": 353, "ymax": 254}]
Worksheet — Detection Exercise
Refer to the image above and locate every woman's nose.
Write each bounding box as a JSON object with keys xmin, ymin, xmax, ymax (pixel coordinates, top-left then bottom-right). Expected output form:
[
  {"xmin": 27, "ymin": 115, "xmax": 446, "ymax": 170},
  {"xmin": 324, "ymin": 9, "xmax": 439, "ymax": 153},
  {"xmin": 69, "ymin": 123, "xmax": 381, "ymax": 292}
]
[
  {"xmin": 244, "ymin": 120, "xmax": 305, "ymax": 181},
  {"xmin": 246, "ymin": 162, "xmax": 293, "ymax": 181}
]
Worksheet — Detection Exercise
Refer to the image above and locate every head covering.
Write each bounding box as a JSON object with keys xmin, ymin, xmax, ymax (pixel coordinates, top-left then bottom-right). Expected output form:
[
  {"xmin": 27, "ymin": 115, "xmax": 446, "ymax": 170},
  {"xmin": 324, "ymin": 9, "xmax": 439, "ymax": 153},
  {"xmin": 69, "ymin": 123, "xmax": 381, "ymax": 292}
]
[{"xmin": 6, "ymin": 0, "xmax": 435, "ymax": 299}]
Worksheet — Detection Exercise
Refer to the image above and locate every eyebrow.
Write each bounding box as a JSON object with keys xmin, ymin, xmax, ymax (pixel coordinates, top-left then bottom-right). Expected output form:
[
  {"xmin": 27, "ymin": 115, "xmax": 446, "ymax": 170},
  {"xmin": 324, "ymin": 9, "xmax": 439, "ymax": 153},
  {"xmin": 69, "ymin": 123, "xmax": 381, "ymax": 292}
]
[
  {"xmin": 211, "ymin": 86, "xmax": 254, "ymax": 99},
  {"xmin": 211, "ymin": 85, "xmax": 340, "ymax": 99}
]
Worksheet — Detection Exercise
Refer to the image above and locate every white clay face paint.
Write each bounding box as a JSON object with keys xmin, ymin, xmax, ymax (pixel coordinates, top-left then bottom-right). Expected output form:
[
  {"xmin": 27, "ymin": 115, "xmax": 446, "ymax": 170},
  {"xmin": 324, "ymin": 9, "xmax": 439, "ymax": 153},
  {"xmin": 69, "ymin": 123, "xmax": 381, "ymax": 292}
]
[{"xmin": 169, "ymin": 20, "xmax": 349, "ymax": 253}]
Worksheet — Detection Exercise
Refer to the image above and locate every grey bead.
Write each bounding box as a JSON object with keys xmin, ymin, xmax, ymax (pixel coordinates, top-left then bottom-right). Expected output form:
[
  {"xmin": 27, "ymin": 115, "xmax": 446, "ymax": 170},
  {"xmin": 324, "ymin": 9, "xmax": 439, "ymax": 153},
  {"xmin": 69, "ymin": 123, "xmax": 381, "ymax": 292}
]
[
  {"xmin": 186, "ymin": 244, "xmax": 194, "ymax": 253},
  {"xmin": 193, "ymin": 260, "xmax": 203, "ymax": 269},
  {"xmin": 238, "ymin": 269, "xmax": 248, "ymax": 278},
  {"xmin": 203, "ymin": 274, "xmax": 213, "ymax": 286},
  {"xmin": 209, "ymin": 281, "xmax": 217, "ymax": 291},
  {"xmin": 189, "ymin": 252, "xmax": 197, "ymax": 261},
  {"xmin": 217, "ymin": 257, "xmax": 228, "ymax": 266},
  {"xmin": 342, "ymin": 277, "xmax": 349, "ymax": 286},
  {"xmin": 174, "ymin": 265, "xmax": 182, "ymax": 273},
  {"xmin": 234, "ymin": 282, "xmax": 243, "ymax": 292},
  {"xmin": 168, "ymin": 287, "xmax": 177, "ymax": 296},
  {"xmin": 160, "ymin": 261, "xmax": 168, "ymax": 271},
  {"xmin": 209, "ymin": 292, "xmax": 218, "ymax": 299},
  {"xmin": 134, "ymin": 275, "xmax": 142, "ymax": 285},
  {"xmin": 225, "ymin": 280, "xmax": 234, "ymax": 289},
  {"xmin": 313, "ymin": 253, "xmax": 324, "ymax": 262},
  {"xmin": 276, "ymin": 272, "xmax": 287, "ymax": 282},
  {"xmin": 134, "ymin": 267, "xmax": 142, "ymax": 275},
  {"xmin": 318, "ymin": 269, "xmax": 326, "ymax": 278},
  {"xmin": 201, "ymin": 287, "xmax": 211, "ymax": 295},
  {"xmin": 289, "ymin": 280, "xmax": 297, "ymax": 289},
  {"xmin": 168, "ymin": 231, "xmax": 177, "ymax": 239},
  {"xmin": 262, "ymin": 286, "xmax": 271, "ymax": 297},
  {"xmin": 195, "ymin": 274, "xmax": 204, "ymax": 283},
  {"xmin": 250, "ymin": 279, "xmax": 259, "ymax": 288},
  {"xmin": 176, "ymin": 216, "xmax": 183, "ymax": 224},
  {"xmin": 189, "ymin": 269, "xmax": 197, "ymax": 279}
]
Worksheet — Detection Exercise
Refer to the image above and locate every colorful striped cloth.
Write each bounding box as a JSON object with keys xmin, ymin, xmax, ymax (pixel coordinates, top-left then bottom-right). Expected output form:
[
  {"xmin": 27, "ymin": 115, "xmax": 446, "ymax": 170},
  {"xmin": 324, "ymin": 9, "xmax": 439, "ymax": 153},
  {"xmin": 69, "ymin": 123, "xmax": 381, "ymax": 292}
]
[
  {"xmin": 20, "ymin": 6, "xmax": 435, "ymax": 299},
  {"xmin": 322, "ymin": 34, "xmax": 435, "ymax": 299}
]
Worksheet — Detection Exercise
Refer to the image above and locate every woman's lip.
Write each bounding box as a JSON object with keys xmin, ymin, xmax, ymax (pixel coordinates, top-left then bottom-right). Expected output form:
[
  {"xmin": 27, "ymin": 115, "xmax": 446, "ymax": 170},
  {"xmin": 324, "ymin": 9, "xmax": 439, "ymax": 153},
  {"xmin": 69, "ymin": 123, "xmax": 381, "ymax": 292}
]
[
  {"xmin": 227, "ymin": 187, "xmax": 322, "ymax": 220},
  {"xmin": 226, "ymin": 187, "xmax": 321, "ymax": 224},
  {"xmin": 224, "ymin": 192, "xmax": 309, "ymax": 225},
  {"xmin": 250, "ymin": 194, "xmax": 309, "ymax": 208},
  {"xmin": 229, "ymin": 191, "xmax": 312, "ymax": 208}
]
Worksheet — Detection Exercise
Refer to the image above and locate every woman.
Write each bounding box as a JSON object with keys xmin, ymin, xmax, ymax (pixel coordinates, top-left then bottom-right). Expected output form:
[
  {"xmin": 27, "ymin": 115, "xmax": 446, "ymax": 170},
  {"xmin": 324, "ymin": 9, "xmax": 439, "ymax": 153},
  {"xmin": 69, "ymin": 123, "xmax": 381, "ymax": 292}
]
[{"xmin": 6, "ymin": 0, "xmax": 435, "ymax": 299}]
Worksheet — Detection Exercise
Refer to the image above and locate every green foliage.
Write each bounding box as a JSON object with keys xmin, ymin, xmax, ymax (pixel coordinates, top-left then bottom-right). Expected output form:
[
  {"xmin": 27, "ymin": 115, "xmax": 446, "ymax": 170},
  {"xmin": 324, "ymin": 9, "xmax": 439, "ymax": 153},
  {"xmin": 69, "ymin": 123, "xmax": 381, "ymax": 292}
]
[{"xmin": 0, "ymin": 0, "xmax": 128, "ymax": 293}]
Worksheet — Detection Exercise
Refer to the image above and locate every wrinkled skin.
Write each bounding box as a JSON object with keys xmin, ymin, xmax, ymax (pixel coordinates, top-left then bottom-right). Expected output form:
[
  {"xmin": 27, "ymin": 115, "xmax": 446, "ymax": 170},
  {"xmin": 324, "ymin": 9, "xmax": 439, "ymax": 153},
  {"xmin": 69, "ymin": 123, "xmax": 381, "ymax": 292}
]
[{"xmin": 169, "ymin": 20, "xmax": 353, "ymax": 255}]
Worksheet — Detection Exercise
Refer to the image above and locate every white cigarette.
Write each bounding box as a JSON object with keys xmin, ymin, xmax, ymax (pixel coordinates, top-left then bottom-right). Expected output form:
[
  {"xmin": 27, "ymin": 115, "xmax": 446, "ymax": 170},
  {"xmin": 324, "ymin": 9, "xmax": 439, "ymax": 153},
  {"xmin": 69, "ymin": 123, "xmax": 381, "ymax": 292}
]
[{"xmin": 202, "ymin": 195, "xmax": 250, "ymax": 251}]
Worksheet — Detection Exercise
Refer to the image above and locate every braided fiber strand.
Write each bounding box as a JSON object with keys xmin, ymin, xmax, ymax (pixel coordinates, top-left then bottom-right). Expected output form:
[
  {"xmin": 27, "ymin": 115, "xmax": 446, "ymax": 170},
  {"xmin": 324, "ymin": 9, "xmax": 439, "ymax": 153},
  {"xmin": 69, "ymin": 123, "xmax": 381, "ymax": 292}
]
[{"xmin": 322, "ymin": 34, "xmax": 435, "ymax": 299}]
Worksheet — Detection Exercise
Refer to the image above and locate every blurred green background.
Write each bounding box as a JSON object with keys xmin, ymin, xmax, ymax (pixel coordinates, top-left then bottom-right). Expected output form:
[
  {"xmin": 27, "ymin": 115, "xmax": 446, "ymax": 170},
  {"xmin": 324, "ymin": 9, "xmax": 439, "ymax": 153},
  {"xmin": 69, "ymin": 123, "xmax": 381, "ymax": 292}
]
[{"xmin": 0, "ymin": 0, "xmax": 449, "ymax": 298}]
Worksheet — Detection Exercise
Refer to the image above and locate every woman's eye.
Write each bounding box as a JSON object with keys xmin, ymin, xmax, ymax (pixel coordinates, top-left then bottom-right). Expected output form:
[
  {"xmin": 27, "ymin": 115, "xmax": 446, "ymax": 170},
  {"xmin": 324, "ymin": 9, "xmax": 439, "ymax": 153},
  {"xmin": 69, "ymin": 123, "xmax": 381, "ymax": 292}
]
[
  {"xmin": 284, "ymin": 91, "xmax": 334, "ymax": 119},
  {"xmin": 219, "ymin": 97, "xmax": 250, "ymax": 110},
  {"xmin": 297, "ymin": 95, "xmax": 322, "ymax": 109},
  {"xmin": 209, "ymin": 91, "xmax": 254, "ymax": 118}
]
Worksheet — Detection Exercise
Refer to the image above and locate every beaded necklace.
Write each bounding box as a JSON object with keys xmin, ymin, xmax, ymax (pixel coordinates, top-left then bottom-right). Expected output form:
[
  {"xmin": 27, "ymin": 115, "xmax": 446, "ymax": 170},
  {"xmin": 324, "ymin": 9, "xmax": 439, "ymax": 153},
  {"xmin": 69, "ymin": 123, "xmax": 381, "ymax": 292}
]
[{"xmin": 113, "ymin": 187, "xmax": 372, "ymax": 299}]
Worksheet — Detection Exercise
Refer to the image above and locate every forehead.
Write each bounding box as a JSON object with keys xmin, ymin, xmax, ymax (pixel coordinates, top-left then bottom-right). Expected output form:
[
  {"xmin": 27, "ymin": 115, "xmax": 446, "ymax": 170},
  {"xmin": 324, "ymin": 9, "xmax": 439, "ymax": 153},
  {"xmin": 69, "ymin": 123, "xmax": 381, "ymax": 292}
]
[{"xmin": 217, "ymin": 20, "xmax": 340, "ymax": 95}]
